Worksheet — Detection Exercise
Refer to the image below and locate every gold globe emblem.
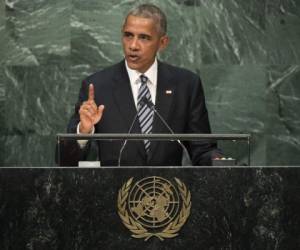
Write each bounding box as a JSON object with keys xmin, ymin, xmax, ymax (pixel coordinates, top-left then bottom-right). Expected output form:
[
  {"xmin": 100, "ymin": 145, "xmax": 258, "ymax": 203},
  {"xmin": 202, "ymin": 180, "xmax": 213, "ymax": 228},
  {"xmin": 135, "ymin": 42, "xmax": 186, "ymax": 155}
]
[{"xmin": 117, "ymin": 176, "xmax": 191, "ymax": 241}]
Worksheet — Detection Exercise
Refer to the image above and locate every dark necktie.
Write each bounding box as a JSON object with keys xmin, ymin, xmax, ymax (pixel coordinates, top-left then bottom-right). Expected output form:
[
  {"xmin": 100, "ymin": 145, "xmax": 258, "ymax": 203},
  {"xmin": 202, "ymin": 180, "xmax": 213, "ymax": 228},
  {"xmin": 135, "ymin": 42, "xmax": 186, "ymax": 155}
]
[{"xmin": 137, "ymin": 75, "xmax": 154, "ymax": 153}]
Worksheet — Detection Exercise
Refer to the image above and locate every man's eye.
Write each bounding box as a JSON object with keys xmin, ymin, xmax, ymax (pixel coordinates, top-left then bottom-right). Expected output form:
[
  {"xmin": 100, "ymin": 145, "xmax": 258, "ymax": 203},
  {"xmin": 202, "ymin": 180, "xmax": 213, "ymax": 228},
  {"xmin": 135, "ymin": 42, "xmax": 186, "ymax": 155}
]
[
  {"xmin": 140, "ymin": 35, "xmax": 151, "ymax": 40},
  {"xmin": 124, "ymin": 32, "xmax": 133, "ymax": 38}
]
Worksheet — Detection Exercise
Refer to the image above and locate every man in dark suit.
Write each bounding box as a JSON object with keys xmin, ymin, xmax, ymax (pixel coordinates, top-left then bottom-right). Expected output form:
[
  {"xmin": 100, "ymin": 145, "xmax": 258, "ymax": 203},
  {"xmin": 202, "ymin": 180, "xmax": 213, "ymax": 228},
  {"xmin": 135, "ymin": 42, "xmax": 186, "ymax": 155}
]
[{"xmin": 60, "ymin": 4, "xmax": 219, "ymax": 166}]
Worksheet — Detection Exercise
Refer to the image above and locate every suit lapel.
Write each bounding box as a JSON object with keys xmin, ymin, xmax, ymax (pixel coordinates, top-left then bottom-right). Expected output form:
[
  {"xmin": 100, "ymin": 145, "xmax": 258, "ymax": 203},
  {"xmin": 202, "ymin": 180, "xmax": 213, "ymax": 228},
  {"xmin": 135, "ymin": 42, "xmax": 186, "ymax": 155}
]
[
  {"xmin": 148, "ymin": 61, "xmax": 175, "ymax": 162},
  {"xmin": 112, "ymin": 61, "xmax": 136, "ymax": 129},
  {"xmin": 112, "ymin": 61, "xmax": 146, "ymax": 159}
]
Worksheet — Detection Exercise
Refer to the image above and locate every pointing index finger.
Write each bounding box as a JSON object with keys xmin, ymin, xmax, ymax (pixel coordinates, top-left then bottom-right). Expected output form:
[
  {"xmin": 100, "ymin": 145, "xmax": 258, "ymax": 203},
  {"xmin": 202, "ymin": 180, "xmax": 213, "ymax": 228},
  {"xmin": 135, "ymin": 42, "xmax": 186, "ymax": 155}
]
[{"xmin": 88, "ymin": 83, "xmax": 94, "ymax": 101}]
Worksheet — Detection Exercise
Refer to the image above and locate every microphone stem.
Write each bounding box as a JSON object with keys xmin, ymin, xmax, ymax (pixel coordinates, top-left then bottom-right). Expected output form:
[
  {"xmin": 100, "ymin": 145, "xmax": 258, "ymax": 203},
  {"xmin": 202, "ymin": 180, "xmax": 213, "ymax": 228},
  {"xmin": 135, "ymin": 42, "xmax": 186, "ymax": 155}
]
[
  {"xmin": 151, "ymin": 107, "xmax": 191, "ymax": 166},
  {"xmin": 117, "ymin": 112, "xmax": 139, "ymax": 167}
]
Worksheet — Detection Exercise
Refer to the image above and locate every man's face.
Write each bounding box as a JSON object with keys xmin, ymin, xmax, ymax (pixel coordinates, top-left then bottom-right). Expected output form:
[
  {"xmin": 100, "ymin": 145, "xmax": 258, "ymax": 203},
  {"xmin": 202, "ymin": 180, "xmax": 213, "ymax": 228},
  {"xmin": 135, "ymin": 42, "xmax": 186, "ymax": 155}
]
[{"xmin": 122, "ymin": 15, "xmax": 169, "ymax": 73}]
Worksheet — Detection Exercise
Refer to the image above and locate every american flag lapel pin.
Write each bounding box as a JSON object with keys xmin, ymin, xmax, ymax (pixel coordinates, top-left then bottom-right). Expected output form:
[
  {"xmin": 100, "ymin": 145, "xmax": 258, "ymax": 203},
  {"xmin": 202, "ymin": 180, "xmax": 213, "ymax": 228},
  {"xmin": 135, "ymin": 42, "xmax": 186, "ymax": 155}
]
[{"xmin": 165, "ymin": 90, "xmax": 172, "ymax": 95}]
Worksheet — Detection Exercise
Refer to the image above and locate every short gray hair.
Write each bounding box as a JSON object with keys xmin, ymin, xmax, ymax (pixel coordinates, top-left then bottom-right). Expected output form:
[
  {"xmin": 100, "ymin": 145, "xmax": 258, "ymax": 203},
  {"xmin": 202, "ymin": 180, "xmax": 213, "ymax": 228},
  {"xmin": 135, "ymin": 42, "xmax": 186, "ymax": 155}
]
[{"xmin": 124, "ymin": 4, "xmax": 167, "ymax": 36}]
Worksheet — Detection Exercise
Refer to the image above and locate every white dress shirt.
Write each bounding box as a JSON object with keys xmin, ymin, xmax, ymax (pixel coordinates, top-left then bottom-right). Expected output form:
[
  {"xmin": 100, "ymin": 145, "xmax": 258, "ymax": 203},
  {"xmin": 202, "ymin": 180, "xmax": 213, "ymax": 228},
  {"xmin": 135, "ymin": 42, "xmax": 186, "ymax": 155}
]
[{"xmin": 125, "ymin": 58, "xmax": 157, "ymax": 107}]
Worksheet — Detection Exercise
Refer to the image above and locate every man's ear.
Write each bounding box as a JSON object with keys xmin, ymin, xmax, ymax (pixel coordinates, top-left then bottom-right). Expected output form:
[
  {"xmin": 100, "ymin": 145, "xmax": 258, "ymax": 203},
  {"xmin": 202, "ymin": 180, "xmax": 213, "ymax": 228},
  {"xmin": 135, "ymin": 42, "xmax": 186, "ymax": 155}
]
[{"xmin": 159, "ymin": 35, "xmax": 169, "ymax": 51}]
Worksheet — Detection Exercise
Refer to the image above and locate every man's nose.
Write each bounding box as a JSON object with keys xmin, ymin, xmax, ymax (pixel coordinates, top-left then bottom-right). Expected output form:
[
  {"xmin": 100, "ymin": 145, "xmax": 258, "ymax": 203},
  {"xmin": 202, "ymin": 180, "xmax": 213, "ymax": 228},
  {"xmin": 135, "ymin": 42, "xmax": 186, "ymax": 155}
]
[{"xmin": 129, "ymin": 37, "xmax": 139, "ymax": 50}]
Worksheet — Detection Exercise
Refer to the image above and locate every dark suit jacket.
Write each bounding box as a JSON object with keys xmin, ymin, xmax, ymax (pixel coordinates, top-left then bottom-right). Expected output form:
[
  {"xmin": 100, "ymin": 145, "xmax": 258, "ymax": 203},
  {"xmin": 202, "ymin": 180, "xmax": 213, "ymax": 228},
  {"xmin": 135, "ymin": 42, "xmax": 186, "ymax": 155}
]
[{"xmin": 59, "ymin": 60, "xmax": 219, "ymax": 166}]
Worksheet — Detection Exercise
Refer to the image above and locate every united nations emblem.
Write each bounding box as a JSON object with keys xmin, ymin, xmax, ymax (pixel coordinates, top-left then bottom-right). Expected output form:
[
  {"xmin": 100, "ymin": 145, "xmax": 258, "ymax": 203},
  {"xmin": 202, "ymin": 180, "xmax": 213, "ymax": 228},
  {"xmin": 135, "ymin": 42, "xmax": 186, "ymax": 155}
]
[{"xmin": 117, "ymin": 176, "xmax": 191, "ymax": 241}]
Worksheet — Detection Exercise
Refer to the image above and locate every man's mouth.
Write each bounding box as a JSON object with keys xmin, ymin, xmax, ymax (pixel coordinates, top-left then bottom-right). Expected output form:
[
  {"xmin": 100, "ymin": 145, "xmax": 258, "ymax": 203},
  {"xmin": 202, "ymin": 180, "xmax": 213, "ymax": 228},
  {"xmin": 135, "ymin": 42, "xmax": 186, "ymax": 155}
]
[{"xmin": 128, "ymin": 54, "xmax": 140, "ymax": 62}]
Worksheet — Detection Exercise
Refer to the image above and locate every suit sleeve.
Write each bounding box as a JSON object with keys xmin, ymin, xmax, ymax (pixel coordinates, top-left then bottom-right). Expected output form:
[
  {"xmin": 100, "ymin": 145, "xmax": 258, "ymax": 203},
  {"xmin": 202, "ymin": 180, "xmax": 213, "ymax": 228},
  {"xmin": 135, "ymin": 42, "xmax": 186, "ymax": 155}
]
[{"xmin": 185, "ymin": 76, "xmax": 221, "ymax": 165}]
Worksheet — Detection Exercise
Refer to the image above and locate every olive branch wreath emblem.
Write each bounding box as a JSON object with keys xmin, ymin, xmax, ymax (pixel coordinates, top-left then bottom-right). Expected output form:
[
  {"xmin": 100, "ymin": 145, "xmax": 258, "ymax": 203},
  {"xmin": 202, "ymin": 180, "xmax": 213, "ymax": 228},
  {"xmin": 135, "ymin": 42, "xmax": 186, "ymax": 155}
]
[{"xmin": 117, "ymin": 177, "xmax": 191, "ymax": 241}]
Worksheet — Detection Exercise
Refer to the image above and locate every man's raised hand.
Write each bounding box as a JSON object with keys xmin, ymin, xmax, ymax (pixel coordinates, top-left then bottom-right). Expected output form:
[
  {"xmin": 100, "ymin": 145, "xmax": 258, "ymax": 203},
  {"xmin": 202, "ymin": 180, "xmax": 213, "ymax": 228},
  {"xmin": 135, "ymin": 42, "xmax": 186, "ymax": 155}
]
[{"xmin": 79, "ymin": 84, "xmax": 104, "ymax": 134}]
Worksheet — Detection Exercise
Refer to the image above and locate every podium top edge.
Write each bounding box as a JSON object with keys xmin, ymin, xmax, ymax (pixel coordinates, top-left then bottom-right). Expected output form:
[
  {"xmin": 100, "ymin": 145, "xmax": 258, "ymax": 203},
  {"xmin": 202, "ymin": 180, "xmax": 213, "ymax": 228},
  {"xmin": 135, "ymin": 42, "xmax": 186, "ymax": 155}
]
[
  {"xmin": 56, "ymin": 133, "xmax": 251, "ymax": 140},
  {"xmin": 1, "ymin": 166, "xmax": 300, "ymax": 169}
]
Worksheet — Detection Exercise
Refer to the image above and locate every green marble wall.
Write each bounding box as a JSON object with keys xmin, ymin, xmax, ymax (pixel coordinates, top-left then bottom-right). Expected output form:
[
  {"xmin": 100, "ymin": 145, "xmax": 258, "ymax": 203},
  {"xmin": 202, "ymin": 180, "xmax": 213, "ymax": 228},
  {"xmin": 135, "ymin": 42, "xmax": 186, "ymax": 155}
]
[{"xmin": 0, "ymin": 0, "xmax": 299, "ymax": 166}]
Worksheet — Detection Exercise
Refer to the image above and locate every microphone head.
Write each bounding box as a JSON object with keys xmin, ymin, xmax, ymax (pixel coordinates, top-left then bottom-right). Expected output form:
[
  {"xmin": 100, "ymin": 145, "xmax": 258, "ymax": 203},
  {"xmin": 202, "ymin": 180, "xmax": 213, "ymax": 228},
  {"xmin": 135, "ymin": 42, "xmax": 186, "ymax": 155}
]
[
  {"xmin": 141, "ymin": 97, "xmax": 154, "ymax": 108},
  {"xmin": 138, "ymin": 97, "xmax": 147, "ymax": 110},
  {"xmin": 140, "ymin": 97, "xmax": 147, "ymax": 107}
]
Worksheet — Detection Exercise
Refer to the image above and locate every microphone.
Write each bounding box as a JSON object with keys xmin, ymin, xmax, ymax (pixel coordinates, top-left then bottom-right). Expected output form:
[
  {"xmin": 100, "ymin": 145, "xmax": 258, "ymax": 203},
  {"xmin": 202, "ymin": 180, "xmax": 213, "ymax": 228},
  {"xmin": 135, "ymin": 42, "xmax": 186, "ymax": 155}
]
[
  {"xmin": 141, "ymin": 97, "xmax": 192, "ymax": 166},
  {"xmin": 117, "ymin": 102, "xmax": 145, "ymax": 166}
]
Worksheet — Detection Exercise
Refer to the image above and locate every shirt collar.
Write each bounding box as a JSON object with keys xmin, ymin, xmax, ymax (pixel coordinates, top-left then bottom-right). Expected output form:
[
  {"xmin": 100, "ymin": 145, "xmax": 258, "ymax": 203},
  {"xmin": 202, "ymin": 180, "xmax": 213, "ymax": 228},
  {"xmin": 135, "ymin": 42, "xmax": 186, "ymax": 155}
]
[{"xmin": 125, "ymin": 58, "xmax": 158, "ymax": 86}]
